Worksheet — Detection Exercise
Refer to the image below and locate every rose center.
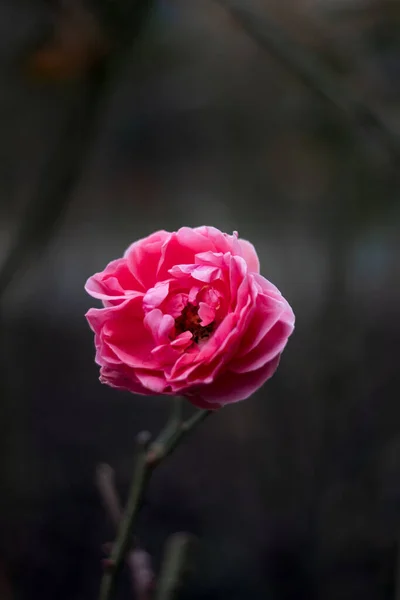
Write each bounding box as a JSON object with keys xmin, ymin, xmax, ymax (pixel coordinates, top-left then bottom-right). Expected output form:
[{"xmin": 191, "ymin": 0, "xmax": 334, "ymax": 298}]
[{"xmin": 174, "ymin": 303, "xmax": 214, "ymax": 343}]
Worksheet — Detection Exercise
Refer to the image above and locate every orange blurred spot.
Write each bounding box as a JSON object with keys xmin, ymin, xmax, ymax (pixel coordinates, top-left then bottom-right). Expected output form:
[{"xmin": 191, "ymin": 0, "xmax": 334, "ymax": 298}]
[{"xmin": 25, "ymin": 0, "xmax": 110, "ymax": 81}]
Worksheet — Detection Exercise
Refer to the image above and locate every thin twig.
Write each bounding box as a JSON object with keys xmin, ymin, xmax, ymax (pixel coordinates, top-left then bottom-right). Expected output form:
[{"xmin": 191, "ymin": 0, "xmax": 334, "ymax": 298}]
[
  {"xmin": 99, "ymin": 401, "xmax": 212, "ymax": 600},
  {"xmin": 214, "ymin": 0, "xmax": 400, "ymax": 161},
  {"xmin": 96, "ymin": 463, "xmax": 122, "ymax": 527},
  {"xmin": 154, "ymin": 533, "xmax": 194, "ymax": 600},
  {"xmin": 96, "ymin": 464, "xmax": 154, "ymax": 599},
  {"xmin": 96, "ymin": 463, "xmax": 154, "ymax": 600},
  {"xmin": 146, "ymin": 406, "xmax": 212, "ymax": 466},
  {"xmin": 99, "ymin": 431, "xmax": 152, "ymax": 600}
]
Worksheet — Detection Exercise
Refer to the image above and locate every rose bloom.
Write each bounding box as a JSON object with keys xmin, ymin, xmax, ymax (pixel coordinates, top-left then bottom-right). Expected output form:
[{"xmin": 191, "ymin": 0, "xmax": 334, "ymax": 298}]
[{"xmin": 85, "ymin": 227, "xmax": 294, "ymax": 409}]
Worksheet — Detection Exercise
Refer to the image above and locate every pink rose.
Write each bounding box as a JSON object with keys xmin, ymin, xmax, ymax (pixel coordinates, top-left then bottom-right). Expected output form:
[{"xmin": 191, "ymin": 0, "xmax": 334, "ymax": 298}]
[{"xmin": 85, "ymin": 227, "xmax": 294, "ymax": 409}]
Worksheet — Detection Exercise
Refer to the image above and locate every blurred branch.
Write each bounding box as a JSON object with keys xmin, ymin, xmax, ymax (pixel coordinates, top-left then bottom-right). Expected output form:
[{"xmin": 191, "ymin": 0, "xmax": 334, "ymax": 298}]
[
  {"xmin": 96, "ymin": 463, "xmax": 194, "ymax": 600},
  {"xmin": 155, "ymin": 533, "xmax": 194, "ymax": 600},
  {"xmin": 0, "ymin": 0, "xmax": 155, "ymax": 304},
  {"xmin": 97, "ymin": 464, "xmax": 122, "ymax": 528},
  {"xmin": 99, "ymin": 401, "xmax": 211, "ymax": 600},
  {"xmin": 96, "ymin": 463, "xmax": 154, "ymax": 600},
  {"xmin": 214, "ymin": 0, "xmax": 400, "ymax": 161}
]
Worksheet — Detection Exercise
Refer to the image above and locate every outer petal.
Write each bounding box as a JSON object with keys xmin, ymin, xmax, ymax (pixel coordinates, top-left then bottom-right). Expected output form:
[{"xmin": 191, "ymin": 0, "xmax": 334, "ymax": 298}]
[
  {"xmin": 87, "ymin": 297, "xmax": 158, "ymax": 370},
  {"xmin": 125, "ymin": 230, "xmax": 170, "ymax": 289},
  {"xmin": 228, "ymin": 254, "xmax": 248, "ymax": 310},
  {"xmin": 237, "ymin": 238, "xmax": 260, "ymax": 273},
  {"xmin": 234, "ymin": 291, "xmax": 288, "ymax": 358},
  {"xmin": 99, "ymin": 365, "xmax": 155, "ymax": 395},
  {"xmin": 85, "ymin": 258, "xmax": 143, "ymax": 302},
  {"xmin": 194, "ymin": 226, "xmax": 237, "ymax": 254},
  {"xmin": 135, "ymin": 369, "xmax": 170, "ymax": 393},
  {"xmin": 185, "ymin": 355, "xmax": 281, "ymax": 409},
  {"xmin": 253, "ymin": 273, "xmax": 291, "ymax": 304},
  {"xmin": 229, "ymin": 319, "xmax": 294, "ymax": 374}
]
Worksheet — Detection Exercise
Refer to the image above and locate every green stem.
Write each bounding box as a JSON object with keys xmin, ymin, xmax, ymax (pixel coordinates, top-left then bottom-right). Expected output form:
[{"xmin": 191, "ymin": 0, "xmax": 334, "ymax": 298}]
[
  {"xmin": 98, "ymin": 400, "xmax": 212, "ymax": 600},
  {"xmin": 148, "ymin": 405, "xmax": 211, "ymax": 465},
  {"xmin": 99, "ymin": 431, "xmax": 151, "ymax": 600},
  {"xmin": 152, "ymin": 397, "xmax": 183, "ymax": 450}
]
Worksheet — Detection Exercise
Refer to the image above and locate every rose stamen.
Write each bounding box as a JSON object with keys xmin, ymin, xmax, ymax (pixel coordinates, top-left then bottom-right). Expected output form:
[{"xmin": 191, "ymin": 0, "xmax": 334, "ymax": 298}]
[{"xmin": 174, "ymin": 303, "xmax": 214, "ymax": 343}]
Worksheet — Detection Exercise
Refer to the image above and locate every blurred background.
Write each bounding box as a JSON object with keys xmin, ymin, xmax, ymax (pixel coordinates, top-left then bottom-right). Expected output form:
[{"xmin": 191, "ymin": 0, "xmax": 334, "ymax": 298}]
[{"xmin": 0, "ymin": 0, "xmax": 400, "ymax": 598}]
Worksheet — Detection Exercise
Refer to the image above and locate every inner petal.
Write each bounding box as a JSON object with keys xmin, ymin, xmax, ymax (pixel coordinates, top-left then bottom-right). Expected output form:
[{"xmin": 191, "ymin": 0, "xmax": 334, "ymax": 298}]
[
  {"xmin": 198, "ymin": 302, "xmax": 215, "ymax": 326},
  {"xmin": 143, "ymin": 281, "xmax": 170, "ymax": 310},
  {"xmin": 144, "ymin": 309, "xmax": 175, "ymax": 344},
  {"xmin": 163, "ymin": 292, "xmax": 189, "ymax": 318}
]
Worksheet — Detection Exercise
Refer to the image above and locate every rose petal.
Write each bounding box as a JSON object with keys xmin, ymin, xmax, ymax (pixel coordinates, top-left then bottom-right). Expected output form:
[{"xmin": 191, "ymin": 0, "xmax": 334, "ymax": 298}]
[
  {"xmin": 185, "ymin": 355, "xmax": 281, "ymax": 408},
  {"xmin": 163, "ymin": 293, "xmax": 189, "ymax": 318},
  {"xmin": 168, "ymin": 264, "xmax": 196, "ymax": 278},
  {"xmin": 85, "ymin": 258, "xmax": 143, "ymax": 301},
  {"xmin": 125, "ymin": 231, "xmax": 170, "ymax": 289},
  {"xmin": 238, "ymin": 238, "xmax": 260, "ymax": 273},
  {"xmin": 198, "ymin": 302, "xmax": 215, "ymax": 326},
  {"xmin": 171, "ymin": 331, "xmax": 193, "ymax": 348},
  {"xmin": 134, "ymin": 370, "xmax": 169, "ymax": 393},
  {"xmin": 228, "ymin": 255, "xmax": 248, "ymax": 307},
  {"xmin": 100, "ymin": 365, "xmax": 154, "ymax": 395},
  {"xmin": 191, "ymin": 265, "xmax": 222, "ymax": 283},
  {"xmin": 229, "ymin": 319, "xmax": 294, "ymax": 374},
  {"xmin": 235, "ymin": 292, "xmax": 287, "ymax": 357},
  {"xmin": 143, "ymin": 281, "xmax": 170, "ymax": 310},
  {"xmin": 151, "ymin": 344, "xmax": 180, "ymax": 365},
  {"xmin": 193, "ymin": 226, "xmax": 236, "ymax": 254},
  {"xmin": 157, "ymin": 231, "xmax": 210, "ymax": 280},
  {"xmin": 194, "ymin": 251, "xmax": 225, "ymax": 267},
  {"xmin": 144, "ymin": 309, "xmax": 175, "ymax": 344}
]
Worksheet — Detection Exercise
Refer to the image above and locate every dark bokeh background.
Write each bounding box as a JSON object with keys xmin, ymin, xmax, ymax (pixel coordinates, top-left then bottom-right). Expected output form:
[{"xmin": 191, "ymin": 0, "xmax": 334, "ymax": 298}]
[{"xmin": 0, "ymin": 0, "xmax": 400, "ymax": 598}]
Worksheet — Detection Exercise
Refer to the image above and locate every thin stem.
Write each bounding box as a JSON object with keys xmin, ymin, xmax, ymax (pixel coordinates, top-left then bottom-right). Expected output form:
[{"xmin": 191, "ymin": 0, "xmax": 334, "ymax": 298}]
[
  {"xmin": 151, "ymin": 408, "xmax": 212, "ymax": 464},
  {"xmin": 181, "ymin": 407, "xmax": 211, "ymax": 433},
  {"xmin": 152, "ymin": 397, "xmax": 183, "ymax": 451},
  {"xmin": 96, "ymin": 463, "xmax": 154, "ymax": 599},
  {"xmin": 96, "ymin": 464, "xmax": 122, "ymax": 527},
  {"xmin": 99, "ymin": 431, "xmax": 151, "ymax": 600},
  {"xmin": 98, "ymin": 401, "xmax": 212, "ymax": 600}
]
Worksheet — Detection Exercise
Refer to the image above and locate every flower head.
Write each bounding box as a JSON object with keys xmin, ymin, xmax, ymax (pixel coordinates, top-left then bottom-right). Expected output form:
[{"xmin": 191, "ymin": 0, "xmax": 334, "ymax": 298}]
[{"xmin": 85, "ymin": 226, "xmax": 294, "ymax": 409}]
